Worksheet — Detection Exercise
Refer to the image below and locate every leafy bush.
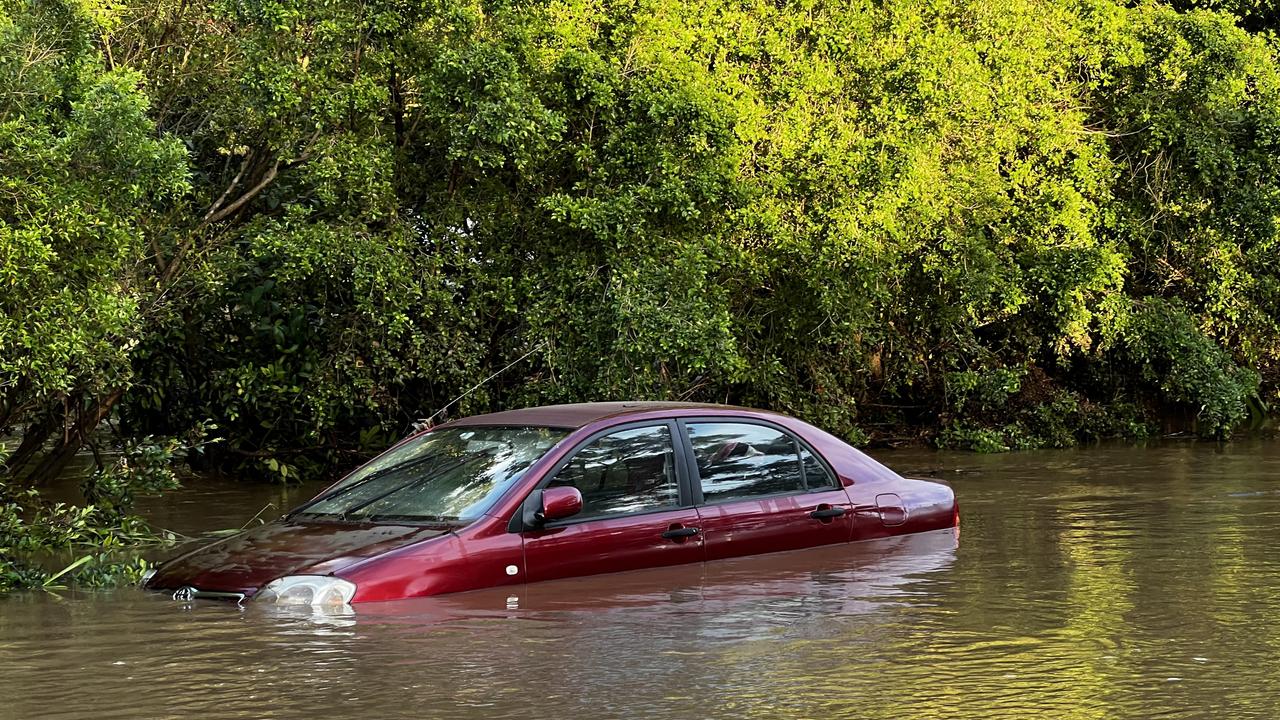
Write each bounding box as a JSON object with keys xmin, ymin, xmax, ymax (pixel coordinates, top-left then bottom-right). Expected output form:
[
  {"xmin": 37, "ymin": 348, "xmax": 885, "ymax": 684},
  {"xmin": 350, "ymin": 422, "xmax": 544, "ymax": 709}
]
[
  {"xmin": 0, "ymin": 423, "xmax": 204, "ymax": 589},
  {"xmin": 0, "ymin": 487, "xmax": 166, "ymax": 591},
  {"xmin": 1117, "ymin": 299, "xmax": 1261, "ymax": 435},
  {"xmin": 99, "ymin": 0, "xmax": 1280, "ymax": 465}
]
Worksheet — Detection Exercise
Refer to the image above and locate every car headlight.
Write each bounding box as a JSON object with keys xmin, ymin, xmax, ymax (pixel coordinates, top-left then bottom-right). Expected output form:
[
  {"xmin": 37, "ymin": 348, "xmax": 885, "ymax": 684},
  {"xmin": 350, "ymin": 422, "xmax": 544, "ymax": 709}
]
[{"xmin": 255, "ymin": 576, "xmax": 357, "ymax": 607}]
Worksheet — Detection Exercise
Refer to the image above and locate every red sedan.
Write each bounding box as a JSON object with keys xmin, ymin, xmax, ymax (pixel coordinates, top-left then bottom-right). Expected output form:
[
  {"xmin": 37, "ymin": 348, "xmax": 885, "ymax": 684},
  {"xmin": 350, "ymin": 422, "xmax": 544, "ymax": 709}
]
[{"xmin": 145, "ymin": 402, "xmax": 959, "ymax": 605}]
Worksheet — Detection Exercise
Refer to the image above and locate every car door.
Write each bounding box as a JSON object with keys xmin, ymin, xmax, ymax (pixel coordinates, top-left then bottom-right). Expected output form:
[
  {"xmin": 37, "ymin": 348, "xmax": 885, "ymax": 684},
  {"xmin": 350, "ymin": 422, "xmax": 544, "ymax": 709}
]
[
  {"xmin": 519, "ymin": 422, "xmax": 704, "ymax": 584},
  {"xmin": 679, "ymin": 419, "xmax": 854, "ymax": 561}
]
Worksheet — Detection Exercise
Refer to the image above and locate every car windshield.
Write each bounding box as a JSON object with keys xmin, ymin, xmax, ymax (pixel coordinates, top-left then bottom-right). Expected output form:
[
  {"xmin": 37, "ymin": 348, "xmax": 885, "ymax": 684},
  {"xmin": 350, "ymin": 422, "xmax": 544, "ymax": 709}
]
[{"xmin": 297, "ymin": 425, "xmax": 568, "ymax": 523}]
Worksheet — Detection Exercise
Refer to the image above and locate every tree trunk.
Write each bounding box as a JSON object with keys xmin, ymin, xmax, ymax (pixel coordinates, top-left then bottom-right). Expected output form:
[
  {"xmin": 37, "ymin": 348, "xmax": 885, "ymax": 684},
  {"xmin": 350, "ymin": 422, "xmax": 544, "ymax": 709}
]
[
  {"xmin": 28, "ymin": 389, "xmax": 123, "ymax": 486},
  {"xmin": 2, "ymin": 405, "xmax": 61, "ymax": 479},
  {"xmin": 0, "ymin": 380, "xmax": 24, "ymax": 431}
]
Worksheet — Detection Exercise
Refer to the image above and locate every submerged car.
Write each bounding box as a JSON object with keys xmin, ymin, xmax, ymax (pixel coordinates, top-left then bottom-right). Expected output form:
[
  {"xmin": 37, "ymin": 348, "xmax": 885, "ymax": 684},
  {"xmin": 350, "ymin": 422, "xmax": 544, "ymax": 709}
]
[{"xmin": 146, "ymin": 402, "xmax": 959, "ymax": 605}]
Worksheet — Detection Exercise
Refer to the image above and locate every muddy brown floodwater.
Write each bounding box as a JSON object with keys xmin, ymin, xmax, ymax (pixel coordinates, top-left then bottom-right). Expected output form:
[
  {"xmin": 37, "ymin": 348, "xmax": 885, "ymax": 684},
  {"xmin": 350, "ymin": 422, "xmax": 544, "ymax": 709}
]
[{"xmin": 4, "ymin": 440, "xmax": 1280, "ymax": 719}]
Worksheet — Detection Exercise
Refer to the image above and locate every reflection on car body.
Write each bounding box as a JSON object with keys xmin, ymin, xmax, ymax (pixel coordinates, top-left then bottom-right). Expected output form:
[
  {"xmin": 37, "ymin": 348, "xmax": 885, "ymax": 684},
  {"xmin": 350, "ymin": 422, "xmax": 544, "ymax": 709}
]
[
  {"xmin": 145, "ymin": 402, "xmax": 959, "ymax": 606},
  {"xmin": 338, "ymin": 528, "xmax": 960, "ymax": 629}
]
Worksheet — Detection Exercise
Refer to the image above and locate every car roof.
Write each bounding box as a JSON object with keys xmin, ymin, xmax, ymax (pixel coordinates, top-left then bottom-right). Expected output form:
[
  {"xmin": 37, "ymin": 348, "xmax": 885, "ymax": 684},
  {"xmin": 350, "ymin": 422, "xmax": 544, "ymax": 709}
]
[{"xmin": 439, "ymin": 401, "xmax": 756, "ymax": 429}]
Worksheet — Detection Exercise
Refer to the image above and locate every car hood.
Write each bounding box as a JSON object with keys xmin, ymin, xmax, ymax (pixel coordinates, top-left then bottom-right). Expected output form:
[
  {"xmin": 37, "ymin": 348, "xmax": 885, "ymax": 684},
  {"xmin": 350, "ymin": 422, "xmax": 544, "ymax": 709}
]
[{"xmin": 147, "ymin": 520, "xmax": 451, "ymax": 595}]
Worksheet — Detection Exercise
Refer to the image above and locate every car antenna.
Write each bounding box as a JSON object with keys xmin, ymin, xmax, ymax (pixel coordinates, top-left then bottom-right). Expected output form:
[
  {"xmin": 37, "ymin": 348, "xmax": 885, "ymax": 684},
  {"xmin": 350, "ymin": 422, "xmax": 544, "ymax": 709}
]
[{"xmin": 412, "ymin": 340, "xmax": 547, "ymax": 433}]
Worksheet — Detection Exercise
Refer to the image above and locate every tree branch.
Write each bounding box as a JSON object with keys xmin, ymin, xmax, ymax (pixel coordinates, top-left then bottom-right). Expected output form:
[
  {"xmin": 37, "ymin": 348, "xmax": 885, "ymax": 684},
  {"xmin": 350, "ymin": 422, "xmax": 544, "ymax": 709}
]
[
  {"xmin": 205, "ymin": 157, "xmax": 279, "ymax": 225},
  {"xmin": 159, "ymin": 128, "xmax": 323, "ymax": 287},
  {"xmin": 202, "ymin": 153, "xmax": 252, "ymax": 222}
]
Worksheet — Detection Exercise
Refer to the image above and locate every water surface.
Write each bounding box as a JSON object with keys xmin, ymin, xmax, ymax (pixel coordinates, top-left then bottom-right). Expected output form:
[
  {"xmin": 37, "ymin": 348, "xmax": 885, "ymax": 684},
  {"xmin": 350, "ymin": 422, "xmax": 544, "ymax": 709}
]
[{"xmin": 4, "ymin": 440, "xmax": 1279, "ymax": 719}]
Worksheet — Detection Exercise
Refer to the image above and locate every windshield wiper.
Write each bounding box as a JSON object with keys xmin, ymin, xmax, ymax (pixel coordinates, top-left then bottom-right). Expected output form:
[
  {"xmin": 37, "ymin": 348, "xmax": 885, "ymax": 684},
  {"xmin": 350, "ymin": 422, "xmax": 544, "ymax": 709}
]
[{"xmin": 363, "ymin": 513, "xmax": 457, "ymax": 525}]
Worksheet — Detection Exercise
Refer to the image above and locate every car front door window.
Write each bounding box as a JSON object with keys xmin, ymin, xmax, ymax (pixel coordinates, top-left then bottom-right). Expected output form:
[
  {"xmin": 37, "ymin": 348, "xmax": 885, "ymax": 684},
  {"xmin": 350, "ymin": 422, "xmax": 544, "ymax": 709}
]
[{"xmin": 548, "ymin": 425, "xmax": 678, "ymax": 519}]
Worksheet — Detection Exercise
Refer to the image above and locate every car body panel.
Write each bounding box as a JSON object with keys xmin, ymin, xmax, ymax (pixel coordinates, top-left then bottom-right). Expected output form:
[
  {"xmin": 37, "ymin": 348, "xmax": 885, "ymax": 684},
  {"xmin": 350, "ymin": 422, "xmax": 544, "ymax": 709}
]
[
  {"xmin": 694, "ymin": 489, "xmax": 855, "ymax": 561},
  {"xmin": 348, "ymin": 528, "xmax": 959, "ymax": 622},
  {"xmin": 521, "ymin": 507, "xmax": 705, "ymax": 584},
  {"xmin": 147, "ymin": 521, "xmax": 449, "ymax": 595},
  {"xmin": 337, "ymin": 525, "xmax": 526, "ymax": 602},
  {"xmin": 146, "ymin": 402, "xmax": 959, "ymax": 603}
]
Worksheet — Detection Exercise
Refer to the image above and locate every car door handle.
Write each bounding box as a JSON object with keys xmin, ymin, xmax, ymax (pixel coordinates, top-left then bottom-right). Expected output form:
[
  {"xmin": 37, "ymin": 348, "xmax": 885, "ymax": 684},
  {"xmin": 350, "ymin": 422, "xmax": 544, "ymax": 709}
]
[
  {"xmin": 661, "ymin": 526, "xmax": 700, "ymax": 539},
  {"xmin": 810, "ymin": 506, "xmax": 847, "ymax": 520}
]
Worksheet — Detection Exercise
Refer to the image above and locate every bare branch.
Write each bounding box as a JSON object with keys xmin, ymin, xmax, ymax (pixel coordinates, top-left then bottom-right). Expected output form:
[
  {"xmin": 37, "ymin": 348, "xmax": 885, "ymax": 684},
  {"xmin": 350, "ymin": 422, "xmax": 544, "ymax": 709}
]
[
  {"xmin": 205, "ymin": 158, "xmax": 280, "ymax": 224},
  {"xmin": 203, "ymin": 153, "xmax": 252, "ymax": 222}
]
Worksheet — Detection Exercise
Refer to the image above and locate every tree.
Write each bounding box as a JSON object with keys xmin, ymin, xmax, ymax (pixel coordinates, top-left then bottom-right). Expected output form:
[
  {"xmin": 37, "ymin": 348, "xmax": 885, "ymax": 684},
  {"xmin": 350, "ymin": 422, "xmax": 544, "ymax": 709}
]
[{"xmin": 0, "ymin": 0, "xmax": 188, "ymax": 479}]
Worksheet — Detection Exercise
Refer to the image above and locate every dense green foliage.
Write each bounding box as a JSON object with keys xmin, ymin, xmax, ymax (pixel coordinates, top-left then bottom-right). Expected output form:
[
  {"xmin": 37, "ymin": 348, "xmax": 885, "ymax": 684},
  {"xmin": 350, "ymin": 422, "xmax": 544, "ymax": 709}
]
[{"xmin": 2, "ymin": 0, "xmax": 1280, "ymax": 585}]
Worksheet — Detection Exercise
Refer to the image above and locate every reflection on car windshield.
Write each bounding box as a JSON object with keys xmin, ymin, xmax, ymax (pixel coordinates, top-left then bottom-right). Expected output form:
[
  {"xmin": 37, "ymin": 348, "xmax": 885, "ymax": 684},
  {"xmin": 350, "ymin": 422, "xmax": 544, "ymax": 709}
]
[{"xmin": 300, "ymin": 426, "xmax": 567, "ymax": 523}]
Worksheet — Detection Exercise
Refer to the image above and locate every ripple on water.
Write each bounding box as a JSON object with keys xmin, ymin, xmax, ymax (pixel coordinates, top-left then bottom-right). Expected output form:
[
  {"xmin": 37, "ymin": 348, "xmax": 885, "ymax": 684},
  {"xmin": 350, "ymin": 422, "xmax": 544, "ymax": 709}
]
[{"xmin": 5, "ymin": 440, "xmax": 1280, "ymax": 719}]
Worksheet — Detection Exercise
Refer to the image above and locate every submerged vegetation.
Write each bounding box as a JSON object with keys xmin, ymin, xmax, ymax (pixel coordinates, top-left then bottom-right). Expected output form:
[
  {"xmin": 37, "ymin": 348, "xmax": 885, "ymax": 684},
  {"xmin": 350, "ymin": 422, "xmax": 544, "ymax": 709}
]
[
  {"xmin": 2, "ymin": 0, "xmax": 1279, "ymax": 582},
  {"xmin": 0, "ymin": 433, "xmax": 200, "ymax": 589}
]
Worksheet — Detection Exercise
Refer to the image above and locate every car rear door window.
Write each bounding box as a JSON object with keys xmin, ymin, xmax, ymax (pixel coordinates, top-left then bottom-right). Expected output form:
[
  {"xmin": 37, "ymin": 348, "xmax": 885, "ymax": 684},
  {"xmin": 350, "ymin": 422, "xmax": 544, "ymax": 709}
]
[
  {"xmin": 685, "ymin": 422, "xmax": 808, "ymax": 502},
  {"xmin": 548, "ymin": 425, "xmax": 679, "ymax": 518}
]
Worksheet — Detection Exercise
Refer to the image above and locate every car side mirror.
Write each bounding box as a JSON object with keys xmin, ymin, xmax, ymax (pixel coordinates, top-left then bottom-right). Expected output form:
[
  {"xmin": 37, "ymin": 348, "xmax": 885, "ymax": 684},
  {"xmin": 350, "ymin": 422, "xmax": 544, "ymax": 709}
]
[{"xmin": 538, "ymin": 486, "xmax": 583, "ymax": 523}]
